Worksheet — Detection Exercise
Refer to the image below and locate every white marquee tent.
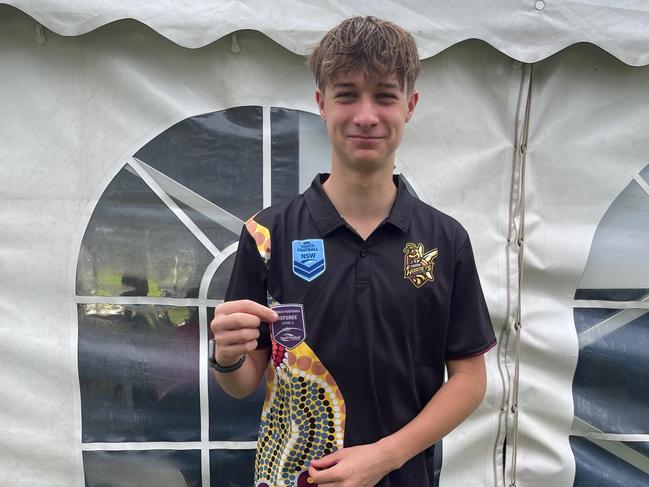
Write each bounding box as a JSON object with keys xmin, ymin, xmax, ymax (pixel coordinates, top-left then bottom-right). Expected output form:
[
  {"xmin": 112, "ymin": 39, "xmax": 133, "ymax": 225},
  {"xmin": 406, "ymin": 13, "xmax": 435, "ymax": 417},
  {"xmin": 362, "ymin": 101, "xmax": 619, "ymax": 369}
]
[{"xmin": 1, "ymin": 1, "xmax": 648, "ymax": 486}]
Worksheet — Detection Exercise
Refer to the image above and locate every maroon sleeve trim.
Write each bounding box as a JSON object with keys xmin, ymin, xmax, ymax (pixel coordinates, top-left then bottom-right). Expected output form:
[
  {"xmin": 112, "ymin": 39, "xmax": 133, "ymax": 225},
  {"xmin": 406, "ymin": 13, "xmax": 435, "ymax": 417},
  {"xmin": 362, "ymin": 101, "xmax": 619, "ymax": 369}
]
[{"xmin": 446, "ymin": 339, "xmax": 497, "ymax": 361}]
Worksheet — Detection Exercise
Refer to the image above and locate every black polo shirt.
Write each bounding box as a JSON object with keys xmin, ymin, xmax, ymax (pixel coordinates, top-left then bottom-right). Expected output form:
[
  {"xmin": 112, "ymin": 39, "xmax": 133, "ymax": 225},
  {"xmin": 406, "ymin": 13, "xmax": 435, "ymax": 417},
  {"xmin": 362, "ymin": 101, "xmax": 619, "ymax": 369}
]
[{"xmin": 226, "ymin": 173, "xmax": 496, "ymax": 486}]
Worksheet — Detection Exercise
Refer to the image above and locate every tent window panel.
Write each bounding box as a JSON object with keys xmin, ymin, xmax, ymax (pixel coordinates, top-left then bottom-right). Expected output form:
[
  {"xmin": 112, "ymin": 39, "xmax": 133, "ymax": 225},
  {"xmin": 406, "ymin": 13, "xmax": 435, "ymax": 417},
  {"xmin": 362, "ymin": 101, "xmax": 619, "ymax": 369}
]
[
  {"xmin": 83, "ymin": 450, "xmax": 201, "ymax": 487},
  {"xmin": 207, "ymin": 253, "xmax": 236, "ymax": 301},
  {"xmin": 578, "ymin": 175, "xmax": 649, "ymax": 291},
  {"xmin": 271, "ymin": 107, "xmax": 300, "ymax": 205},
  {"xmin": 78, "ymin": 304, "xmax": 200, "ymax": 443},
  {"xmin": 270, "ymin": 108, "xmax": 330, "ymax": 204},
  {"xmin": 297, "ymin": 110, "xmax": 331, "ymax": 193},
  {"xmin": 624, "ymin": 441, "xmax": 649, "ymax": 459},
  {"xmin": 208, "ymin": 378, "xmax": 265, "ymax": 442},
  {"xmin": 573, "ymin": 308, "xmax": 620, "ymax": 334},
  {"xmin": 207, "ymin": 308, "xmax": 265, "ymax": 441},
  {"xmin": 172, "ymin": 197, "xmax": 239, "ymax": 253},
  {"xmin": 570, "ymin": 437, "xmax": 649, "ymax": 487},
  {"xmin": 134, "ymin": 107, "xmax": 264, "ymax": 221},
  {"xmin": 641, "ymin": 164, "xmax": 649, "ymax": 185},
  {"xmin": 574, "ymin": 289, "xmax": 649, "ymax": 302},
  {"xmin": 210, "ymin": 449, "xmax": 256, "ymax": 487},
  {"xmin": 76, "ymin": 166, "xmax": 212, "ymax": 298},
  {"xmin": 429, "ymin": 442, "xmax": 442, "ymax": 487},
  {"xmin": 573, "ymin": 312, "xmax": 649, "ymax": 435}
]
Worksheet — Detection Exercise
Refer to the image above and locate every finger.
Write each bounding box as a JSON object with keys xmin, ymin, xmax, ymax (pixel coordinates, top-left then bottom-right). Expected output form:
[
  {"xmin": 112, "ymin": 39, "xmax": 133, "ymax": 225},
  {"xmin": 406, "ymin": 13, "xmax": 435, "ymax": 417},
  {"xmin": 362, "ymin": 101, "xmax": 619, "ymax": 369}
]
[
  {"xmin": 215, "ymin": 327, "xmax": 260, "ymax": 346},
  {"xmin": 219, "ymin": 312, "xmax": 264, "ymax": 330},
  {"xmin": 308, "ymin": 463, "xmax": 342, "ymax": 484},
  {"xmin": 311, "ymin": 449, "xmax": 343, "ymax": 469},
  {"xmin": 215, "ymin": 299, "xmax": 278, "ymax": 322},
  {"xmin": 211, "ymin": 311, "xmax": 265, "ymax": 337}
]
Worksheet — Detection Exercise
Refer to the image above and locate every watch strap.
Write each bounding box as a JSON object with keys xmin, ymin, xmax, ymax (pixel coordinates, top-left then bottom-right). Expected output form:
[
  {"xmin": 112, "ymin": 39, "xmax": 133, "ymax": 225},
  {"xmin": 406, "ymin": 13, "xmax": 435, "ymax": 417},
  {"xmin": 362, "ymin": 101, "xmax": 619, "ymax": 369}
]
[{"xmin": 208, "ymin": 339, "xmax": 246, "ymax": 373}]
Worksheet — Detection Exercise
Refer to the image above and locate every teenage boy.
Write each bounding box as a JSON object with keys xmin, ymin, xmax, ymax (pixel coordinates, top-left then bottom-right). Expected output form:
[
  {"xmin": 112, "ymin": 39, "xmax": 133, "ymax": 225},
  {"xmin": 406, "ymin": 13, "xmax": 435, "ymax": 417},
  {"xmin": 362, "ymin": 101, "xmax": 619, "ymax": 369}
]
[{"xmin": 210, "ymin": 16, "xmax": 496, "ymax": 486}]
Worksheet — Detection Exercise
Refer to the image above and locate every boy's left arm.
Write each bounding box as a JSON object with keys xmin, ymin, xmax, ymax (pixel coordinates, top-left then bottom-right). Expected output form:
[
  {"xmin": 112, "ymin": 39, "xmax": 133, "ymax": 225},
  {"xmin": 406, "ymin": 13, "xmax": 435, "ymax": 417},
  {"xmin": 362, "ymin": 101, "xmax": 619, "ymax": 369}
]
[{"xmin": 308, "ymin": 353, "xmax": 488, "ymax": 486}]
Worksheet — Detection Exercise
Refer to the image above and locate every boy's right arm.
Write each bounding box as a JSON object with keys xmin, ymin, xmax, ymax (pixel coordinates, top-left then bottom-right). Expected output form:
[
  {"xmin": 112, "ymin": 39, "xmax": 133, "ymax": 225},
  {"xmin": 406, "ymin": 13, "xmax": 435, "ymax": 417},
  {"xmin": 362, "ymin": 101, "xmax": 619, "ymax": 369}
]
[{"xmin": 210, "ymin": 299, "xmax": 277, "ymax": 399}]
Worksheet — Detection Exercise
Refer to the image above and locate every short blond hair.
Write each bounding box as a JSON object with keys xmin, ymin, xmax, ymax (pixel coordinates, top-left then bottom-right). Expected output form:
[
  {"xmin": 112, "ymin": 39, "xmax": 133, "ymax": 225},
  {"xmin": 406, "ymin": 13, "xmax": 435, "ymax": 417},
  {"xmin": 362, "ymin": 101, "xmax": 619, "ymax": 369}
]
[{"xmin": 308, "ymin": 16, "xmax": 421, "ymax": 92}]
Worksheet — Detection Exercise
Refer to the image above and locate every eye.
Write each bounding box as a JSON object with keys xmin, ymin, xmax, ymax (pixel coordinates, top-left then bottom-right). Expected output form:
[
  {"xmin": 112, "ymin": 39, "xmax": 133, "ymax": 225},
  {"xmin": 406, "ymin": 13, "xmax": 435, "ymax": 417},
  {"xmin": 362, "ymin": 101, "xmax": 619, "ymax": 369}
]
[
  {"xmin": 377, "ymin": 93, "xmax": 399, "ymax": 102},
  {"xmin": 334, "ymin": 91, "xmax": 356, "ymax": 99}
]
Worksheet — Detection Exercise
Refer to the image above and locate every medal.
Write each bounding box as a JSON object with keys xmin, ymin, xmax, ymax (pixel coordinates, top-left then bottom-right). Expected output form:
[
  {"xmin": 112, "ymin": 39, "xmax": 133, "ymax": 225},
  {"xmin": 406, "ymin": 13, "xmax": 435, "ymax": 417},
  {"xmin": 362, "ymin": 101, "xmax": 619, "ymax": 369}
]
[{"xmin": 271, "ymin": 303, "xmax": 307, "ymax": 349}]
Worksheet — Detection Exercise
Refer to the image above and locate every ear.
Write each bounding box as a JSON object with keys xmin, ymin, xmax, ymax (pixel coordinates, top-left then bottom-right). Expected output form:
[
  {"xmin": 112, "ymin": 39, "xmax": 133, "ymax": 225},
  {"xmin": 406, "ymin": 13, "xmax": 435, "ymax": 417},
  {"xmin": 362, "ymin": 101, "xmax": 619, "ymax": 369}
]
[
  {"xmin": 405, "ymin": 90, "xmax": 419, "ymax": 122},
  {"xmin": 315, "ymin": 89, "xmax": 326, "ymax": 120}
]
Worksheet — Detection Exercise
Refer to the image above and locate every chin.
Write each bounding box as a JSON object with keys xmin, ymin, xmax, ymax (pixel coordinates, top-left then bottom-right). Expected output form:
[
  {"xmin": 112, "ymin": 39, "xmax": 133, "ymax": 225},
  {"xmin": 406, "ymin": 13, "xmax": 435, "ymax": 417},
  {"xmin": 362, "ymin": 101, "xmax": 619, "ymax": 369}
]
[
  {"xmin": 347, "ymin": 157, "xmax": 391, "ymax": 174},
  {"xmin": 333, "ymin": 146, "xmax": 394, "ymax": 173}
]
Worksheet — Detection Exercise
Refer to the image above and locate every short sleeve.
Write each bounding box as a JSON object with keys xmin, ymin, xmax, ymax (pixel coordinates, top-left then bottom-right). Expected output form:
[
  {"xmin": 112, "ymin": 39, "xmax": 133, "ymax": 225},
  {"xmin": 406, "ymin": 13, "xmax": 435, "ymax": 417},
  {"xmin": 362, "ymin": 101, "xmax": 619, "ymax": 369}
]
[
  {"xmin": 225, "ymin": 224, "xmax": 271, "ymax": 348},
  {"xmin": 445, "ymin": 234, "xmax": 496, "ymax": 360}
]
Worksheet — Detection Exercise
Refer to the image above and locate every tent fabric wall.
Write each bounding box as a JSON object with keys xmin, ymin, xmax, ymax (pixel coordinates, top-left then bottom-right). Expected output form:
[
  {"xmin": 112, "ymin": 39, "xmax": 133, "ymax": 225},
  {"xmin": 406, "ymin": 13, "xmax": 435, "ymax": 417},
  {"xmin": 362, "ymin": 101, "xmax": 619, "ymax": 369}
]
[
  {"xmin": 519, "ymin": 49, "xmax": 649, "ymax": 486},
  {"xmin": 1, "ymin": 3, "xmax": 648, "ymax": 486},
  {"xmin": 3, "ymin": 0, "xmax": 649, "ymax": 65}
]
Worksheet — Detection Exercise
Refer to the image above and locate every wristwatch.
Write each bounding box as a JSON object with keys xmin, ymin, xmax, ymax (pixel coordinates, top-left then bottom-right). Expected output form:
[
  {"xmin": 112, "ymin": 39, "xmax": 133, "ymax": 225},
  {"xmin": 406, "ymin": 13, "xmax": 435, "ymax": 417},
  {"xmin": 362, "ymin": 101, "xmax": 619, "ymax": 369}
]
[{"xmin": 208, "ymin": 339, "xmax": 246, "ymax": 373}]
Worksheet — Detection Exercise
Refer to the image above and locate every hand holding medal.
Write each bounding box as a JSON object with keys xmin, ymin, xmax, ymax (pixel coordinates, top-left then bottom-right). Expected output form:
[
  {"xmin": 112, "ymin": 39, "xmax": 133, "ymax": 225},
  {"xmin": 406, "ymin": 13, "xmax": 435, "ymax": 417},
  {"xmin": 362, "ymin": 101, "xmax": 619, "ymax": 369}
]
[{"xmin": 210, "ymin": 300, "xmax": 278, "ymax": 368}]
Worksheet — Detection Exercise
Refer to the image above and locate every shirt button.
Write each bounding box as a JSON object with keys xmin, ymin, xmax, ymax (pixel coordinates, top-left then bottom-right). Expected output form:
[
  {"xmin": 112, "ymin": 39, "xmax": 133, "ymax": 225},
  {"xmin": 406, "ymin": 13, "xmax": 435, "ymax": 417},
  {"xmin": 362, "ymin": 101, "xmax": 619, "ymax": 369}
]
[{"xmin": 360, "ymin": 247, "xmax": 368, "ymax": 257}]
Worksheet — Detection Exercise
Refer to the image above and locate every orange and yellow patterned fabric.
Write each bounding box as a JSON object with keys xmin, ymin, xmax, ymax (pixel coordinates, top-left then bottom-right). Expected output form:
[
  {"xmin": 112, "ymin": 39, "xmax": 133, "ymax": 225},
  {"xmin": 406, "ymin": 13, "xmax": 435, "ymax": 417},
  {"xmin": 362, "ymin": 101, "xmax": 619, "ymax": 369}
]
[
  {"xmin": 247, "ymin": 217, "xmax": 271, "ymax": 264},
  {"xmin": 245, "ymin": 217, "xmax": 346, "ymax": 487},
  {"xmin": 255, "ymin": 340, "xmax": 346, "ymax": 486}
]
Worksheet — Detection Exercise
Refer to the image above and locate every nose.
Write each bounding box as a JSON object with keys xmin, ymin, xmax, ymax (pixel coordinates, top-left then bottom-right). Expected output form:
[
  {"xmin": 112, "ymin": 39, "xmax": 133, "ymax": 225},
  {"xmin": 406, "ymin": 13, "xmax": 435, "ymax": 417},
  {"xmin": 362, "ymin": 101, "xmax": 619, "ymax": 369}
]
[{"xmin": 352, "ymin": 97, "xmax": 379, "ymax": 129}]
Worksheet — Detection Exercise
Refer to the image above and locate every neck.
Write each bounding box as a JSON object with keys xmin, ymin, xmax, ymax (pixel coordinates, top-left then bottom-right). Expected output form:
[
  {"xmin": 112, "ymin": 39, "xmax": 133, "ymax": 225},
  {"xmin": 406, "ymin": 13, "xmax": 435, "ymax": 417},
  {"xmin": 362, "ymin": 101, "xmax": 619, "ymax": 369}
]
[{"xmin": 322, "ymin": 166, "xmax": 397, "ymax": 226}]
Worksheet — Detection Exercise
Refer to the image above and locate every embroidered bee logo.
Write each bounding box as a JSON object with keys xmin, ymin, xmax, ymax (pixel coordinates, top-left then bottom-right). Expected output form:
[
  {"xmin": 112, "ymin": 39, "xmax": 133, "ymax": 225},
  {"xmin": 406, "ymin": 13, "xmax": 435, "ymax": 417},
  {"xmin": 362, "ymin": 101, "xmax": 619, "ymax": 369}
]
[{"xmin": 403, "ymin": 242, "xmax": 438, "ymax": 288}]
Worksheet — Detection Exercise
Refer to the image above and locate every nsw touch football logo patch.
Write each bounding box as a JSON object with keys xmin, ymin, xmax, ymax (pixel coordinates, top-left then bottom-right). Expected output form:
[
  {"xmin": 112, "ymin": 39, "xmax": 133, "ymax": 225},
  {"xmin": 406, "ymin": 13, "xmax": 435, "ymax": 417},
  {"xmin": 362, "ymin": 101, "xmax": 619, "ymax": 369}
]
[{"xmin": 292, "ymin": 239, "xmax": 326, "ymax": 281}]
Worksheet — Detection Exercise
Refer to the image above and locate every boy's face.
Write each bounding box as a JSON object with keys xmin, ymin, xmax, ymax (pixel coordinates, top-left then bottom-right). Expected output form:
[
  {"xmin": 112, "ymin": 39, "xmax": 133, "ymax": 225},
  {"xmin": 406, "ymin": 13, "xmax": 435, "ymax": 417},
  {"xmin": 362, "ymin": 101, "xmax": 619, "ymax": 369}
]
[{"xmin": 316, "ymin": 71, "xmax": 418, "ymax": 173}]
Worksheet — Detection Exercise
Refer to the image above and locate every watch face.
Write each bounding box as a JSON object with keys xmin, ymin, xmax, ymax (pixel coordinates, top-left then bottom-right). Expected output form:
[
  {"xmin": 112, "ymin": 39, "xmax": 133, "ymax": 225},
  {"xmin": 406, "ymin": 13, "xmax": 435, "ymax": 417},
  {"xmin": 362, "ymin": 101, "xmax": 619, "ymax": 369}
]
[{"xmin": 571, "ymin": 163, "xmax": 649, "ymax": 483}]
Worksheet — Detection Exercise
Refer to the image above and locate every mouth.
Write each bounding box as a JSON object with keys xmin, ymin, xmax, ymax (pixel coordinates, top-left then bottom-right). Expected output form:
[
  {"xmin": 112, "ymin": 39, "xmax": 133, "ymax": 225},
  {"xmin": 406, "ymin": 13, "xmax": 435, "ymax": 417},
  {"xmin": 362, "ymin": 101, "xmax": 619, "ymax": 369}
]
[{"xmin": 347, "ymin": 135, "xmax": 385, "ymax": 143}]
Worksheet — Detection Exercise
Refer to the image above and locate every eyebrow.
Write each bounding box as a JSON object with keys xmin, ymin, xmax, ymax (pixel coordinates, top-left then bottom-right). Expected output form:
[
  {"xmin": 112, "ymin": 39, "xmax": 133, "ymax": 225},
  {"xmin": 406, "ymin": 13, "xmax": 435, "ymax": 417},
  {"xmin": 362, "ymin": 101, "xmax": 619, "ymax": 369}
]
[
  {"xmin": 377, "ymin": 81, "xmax": 400, "ymax": 89},
  {"xmin": 331, "ymin": 81, "xmax": 400, "ymax": 89}
]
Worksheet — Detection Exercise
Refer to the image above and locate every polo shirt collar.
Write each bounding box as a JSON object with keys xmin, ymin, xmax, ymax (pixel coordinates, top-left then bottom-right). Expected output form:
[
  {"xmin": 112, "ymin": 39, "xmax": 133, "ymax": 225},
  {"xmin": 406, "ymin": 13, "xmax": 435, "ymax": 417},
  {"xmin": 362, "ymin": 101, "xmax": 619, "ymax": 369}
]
[{"xmin": 304, "ymin": 173, "xmax": 415, "ymax": 236}]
